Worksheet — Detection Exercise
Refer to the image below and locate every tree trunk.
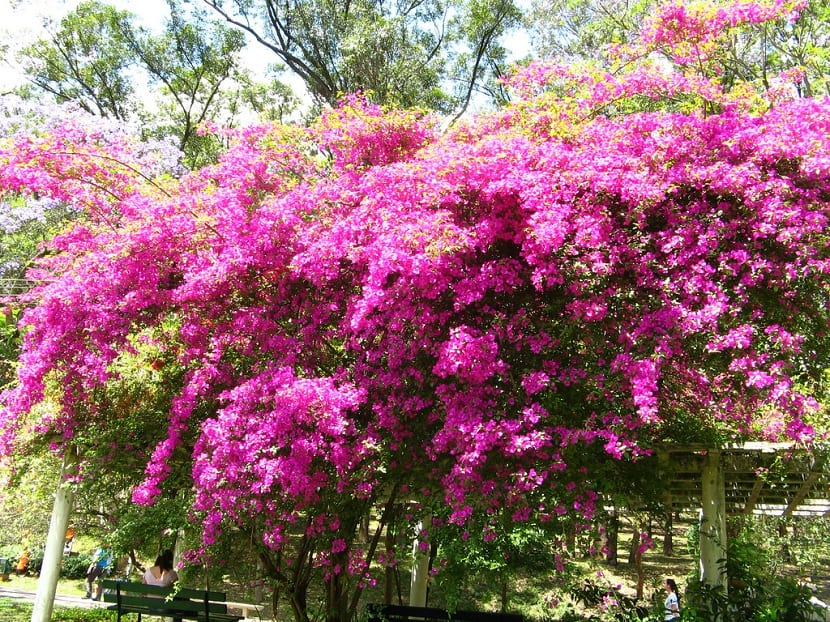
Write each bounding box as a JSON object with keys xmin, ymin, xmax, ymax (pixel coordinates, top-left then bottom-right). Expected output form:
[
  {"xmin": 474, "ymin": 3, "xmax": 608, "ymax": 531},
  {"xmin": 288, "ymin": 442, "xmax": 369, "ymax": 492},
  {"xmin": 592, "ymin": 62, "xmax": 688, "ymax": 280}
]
[
  {"xmin": 288, "ymin": 573, "xmax": 310, "ymax": 622},
  {"xmin": 31, "ymin": 455, "xmax": 76, "ymax": 622},
  {"xmin": 628, "ymin": 529, "xmax": 640, "ymax": 565},
  {"xmin": 359, "ymin": 513, "xmax": 370, "ymax": 543},
  {"xmin": 664, "ymin": 512, "xmax": 674, "ymax": 556},
  {"xmin": 325, "ymin": 553, "xmax": 349, "ymax": 622},
  {"xmin": 779, "ymin": 522, "xmax": 790, "ymax": 563},
  {"xmin": 254, "ymin": 558, "xmax": 264, "ymax": 603},
  {"xmin": 500, "ymin": 575, "xmax": 508, "ymax": 612},
  {"xmin": 285, "ymin": 539, "xmax": 313, "ymax": 622},
  {"xmin": 634, "ymin": 542, "xmax": 644, "ymax": 599},
  {"xmin": 602, "ymin": 510, "xmax": 619, "ymax": 565},
  {"xmin": 384, "ymin": 525, "xmax": 396, "ymax": 604}
]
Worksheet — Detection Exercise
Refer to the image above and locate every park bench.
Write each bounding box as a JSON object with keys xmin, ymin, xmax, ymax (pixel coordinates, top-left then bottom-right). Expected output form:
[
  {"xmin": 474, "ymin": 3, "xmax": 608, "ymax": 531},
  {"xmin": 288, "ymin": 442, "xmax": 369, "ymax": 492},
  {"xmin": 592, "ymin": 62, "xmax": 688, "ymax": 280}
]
[
  {"xmin": 365, "ymin": 603, "xmax": 524, "ymax": 622},
  {"xmin": 101, "ymin": 579, "xmax": 244, "ymax": 622}
]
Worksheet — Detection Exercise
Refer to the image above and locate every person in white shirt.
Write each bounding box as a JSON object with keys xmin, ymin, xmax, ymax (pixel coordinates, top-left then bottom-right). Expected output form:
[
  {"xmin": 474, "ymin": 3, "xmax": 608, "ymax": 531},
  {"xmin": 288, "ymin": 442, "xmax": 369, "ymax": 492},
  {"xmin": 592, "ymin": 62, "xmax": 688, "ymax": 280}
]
[
  {"xmin": 664, "ymin": 577, "xmax": 680, "ymax": 620},
  {"xmin": 142, "ymin": 549, "xmax": 178, "ymax": 587}
]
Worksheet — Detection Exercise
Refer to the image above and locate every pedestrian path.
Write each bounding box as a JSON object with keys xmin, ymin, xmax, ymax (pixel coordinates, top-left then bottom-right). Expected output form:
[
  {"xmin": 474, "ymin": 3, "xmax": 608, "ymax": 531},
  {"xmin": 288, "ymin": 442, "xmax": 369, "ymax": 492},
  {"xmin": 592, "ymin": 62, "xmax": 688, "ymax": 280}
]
[{"xmin": 0, "ymin": 585, "xmax": 107, "ymax": 609}]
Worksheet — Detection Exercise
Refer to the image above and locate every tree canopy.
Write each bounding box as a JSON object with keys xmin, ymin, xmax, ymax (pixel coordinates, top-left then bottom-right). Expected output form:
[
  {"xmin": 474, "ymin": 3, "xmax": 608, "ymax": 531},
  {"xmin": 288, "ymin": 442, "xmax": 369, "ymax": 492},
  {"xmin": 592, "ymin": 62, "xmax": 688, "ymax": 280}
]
[
  {"xmin": 17, "ymin": 1, "xmax": 137, "ymax": 120},
  {"xmin": 199, "ymin": 0, "xmax": 521, "ymax": 115},
  {"xmin": 526, "ymin": 0, "xmax": 830, "ymax": 96},
  {"xmin": 15, "ymin": 0, "xmax": 286, "ymax": 166},
  {"xmin": 1, "ymin": 1, "xmax": 830, "ymax": 621}
]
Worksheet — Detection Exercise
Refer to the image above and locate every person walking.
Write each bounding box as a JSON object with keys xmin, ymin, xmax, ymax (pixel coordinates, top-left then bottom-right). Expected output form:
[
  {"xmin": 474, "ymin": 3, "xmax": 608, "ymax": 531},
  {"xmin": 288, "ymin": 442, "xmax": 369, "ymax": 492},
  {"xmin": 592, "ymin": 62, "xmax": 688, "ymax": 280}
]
[
  {"xmin": 84, "ymin": 545, "xmax": 113, "ymax": 600},
  {"xmin": 664, "ymin": 577, "xmax": 681, "ymax": 620}
]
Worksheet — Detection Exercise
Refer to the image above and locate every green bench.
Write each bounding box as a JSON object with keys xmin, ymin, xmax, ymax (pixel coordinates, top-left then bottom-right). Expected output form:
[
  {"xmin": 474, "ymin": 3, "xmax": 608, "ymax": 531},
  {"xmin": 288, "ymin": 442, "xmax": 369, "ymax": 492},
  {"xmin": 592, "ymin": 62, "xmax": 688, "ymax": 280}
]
[
  {"xmin": 101, "ymin": 579, "xmax": 244, "ymax": 622},
  {"xmin": 365, "ymin": 603, "xmax": 524, "ymax": 622}
]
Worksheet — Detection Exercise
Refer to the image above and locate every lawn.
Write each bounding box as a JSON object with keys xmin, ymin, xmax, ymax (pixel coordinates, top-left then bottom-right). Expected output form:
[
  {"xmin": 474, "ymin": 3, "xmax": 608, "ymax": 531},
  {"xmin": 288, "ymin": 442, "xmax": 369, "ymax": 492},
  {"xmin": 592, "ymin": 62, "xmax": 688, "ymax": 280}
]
[
  {"xmin": 0, "ymin": 597, "xmax": 116, "ymax": 622},
  {"xmin": 0, "ymin": 573, "xmax": 116, "ymax": 621}
]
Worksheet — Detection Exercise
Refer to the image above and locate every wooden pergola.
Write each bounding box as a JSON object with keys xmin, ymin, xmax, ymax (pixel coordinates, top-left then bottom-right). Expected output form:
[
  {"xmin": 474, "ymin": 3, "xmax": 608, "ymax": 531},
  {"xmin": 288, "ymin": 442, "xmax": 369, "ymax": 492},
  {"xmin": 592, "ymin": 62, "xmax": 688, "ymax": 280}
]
[
  {"xmin": 661, "ymin": 442, "xmax": 830, "ymax": 517},
  {"xmin": 655, "ymin": 442, "xmax": 830, "ymax": 589}
]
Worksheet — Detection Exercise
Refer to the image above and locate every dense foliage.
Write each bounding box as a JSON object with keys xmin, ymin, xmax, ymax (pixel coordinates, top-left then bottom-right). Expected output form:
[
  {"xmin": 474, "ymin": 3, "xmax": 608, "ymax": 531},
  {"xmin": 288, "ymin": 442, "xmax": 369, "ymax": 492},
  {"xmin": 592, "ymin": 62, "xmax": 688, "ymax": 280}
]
[
  {"xmin": 0, "ymin": 94, "xmax": 186, "ymax": 562},
  {"xmin": 199, "ymin": 0, "xmax": 521, "ymax": 115},
  {"xmin": 1, "ymin": 1, "xmax": 829, "ymax": 621},
  {"xmin": 15, "ymin": 0, "xmax": 292, "ymax": 166},
  {"xmin": 527, "ymin": 0, "xmax": 830, "ymax": 97}
]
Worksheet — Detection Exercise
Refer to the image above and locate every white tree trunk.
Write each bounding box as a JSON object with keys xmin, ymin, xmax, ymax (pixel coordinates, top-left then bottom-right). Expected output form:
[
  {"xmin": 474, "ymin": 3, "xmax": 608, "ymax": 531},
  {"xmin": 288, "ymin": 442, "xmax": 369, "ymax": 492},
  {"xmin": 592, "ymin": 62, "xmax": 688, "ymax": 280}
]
[{"xmin": 31, "ymin": 457, "xmax": 75, "ymax": 622}]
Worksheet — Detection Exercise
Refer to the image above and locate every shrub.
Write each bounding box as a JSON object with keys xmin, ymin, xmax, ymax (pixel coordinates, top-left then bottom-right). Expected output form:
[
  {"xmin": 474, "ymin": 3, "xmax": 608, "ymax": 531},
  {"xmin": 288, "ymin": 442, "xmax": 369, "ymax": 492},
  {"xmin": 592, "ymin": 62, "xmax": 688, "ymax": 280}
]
[
  {"xmin": 681, "ymin": 516, "xmax": 825, "ymax": 622},
  {"xmin": 53, "ymin": 607, "xmax": 116, "ymax": 622},
  {"xmin": 28, "ymin": 547, "xmax": 44, "ymax": 574},
  {"xmin": 61, "ymin": 553, "xmax": 92, "ymax": 580}
]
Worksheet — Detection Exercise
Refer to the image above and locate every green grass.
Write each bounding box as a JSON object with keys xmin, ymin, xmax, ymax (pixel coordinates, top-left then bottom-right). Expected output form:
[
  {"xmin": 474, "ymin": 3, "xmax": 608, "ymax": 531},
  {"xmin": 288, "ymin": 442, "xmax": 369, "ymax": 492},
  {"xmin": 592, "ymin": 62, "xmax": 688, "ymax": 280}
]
[
  {"xmin": 0, "ymin": 574, "xmax": 115, "ymax": 621},
  {"xmin": 0, "ymin": 598, "xmax": 117, "ymax": 622}
]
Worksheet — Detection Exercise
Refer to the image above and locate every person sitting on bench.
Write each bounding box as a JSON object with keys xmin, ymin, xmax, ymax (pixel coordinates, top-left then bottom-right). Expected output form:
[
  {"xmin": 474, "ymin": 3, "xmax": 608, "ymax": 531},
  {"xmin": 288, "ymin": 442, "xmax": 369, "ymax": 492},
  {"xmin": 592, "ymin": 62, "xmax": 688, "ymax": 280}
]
[{"xmin": 143, "ymin": 549, "xmax": 178, "ymax": 587}]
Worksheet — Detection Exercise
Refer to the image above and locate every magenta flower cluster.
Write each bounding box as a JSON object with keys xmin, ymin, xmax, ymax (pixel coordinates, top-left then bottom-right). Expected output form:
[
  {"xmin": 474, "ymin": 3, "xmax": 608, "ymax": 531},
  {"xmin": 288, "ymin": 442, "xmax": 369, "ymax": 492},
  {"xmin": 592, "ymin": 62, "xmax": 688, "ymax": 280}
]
[{"xmin": 1, "ymin": 0, "xmax": 828, "ymax": 582}]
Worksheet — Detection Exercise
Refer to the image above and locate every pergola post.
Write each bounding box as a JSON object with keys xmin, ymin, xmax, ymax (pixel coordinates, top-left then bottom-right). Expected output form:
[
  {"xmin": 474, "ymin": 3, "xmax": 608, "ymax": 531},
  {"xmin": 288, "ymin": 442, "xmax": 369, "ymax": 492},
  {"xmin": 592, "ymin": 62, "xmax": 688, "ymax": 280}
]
[
  {"xmin": 409, "ymin": 515, "xmax": 431, "ymax": 606},
  {"xmin": 660, "ymin": 451, "xmax": 673, "ymax": 556},
  {"xmin": 699, "ymin": 449, "xmax": 727, "ymax": 591}
]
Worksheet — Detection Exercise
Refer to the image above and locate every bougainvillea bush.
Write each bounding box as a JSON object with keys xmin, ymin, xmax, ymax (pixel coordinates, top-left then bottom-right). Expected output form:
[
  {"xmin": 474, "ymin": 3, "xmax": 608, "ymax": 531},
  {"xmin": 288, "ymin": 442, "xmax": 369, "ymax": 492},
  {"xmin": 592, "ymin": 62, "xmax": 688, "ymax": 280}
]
[{"xmin": 2, "ymin": 1, "xmax": 830, "ymax": 620}]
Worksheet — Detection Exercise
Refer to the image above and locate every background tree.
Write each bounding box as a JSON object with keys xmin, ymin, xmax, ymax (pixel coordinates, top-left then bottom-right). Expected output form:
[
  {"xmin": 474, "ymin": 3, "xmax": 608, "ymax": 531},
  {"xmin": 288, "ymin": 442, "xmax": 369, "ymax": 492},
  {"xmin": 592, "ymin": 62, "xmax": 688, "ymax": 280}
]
[
  {"xmin": 67, "ymin": 337, "xmax": 196, "ymax": 570},
  {"xmin": 525, "ymin": 0, "xmax": 830, "ymax": 96},
  {"xmin": 16, "ymin": 0, "xmax": 292, "ymax": 167},
  {"xmin": 198, "ymin": 0, "xmax": 520, "ymax": 114},
  {"xmin": 0, "ymin": 94, "xmax": 187, "ymax": 581},
  {"xmin": 525, "ymin": 0, "xmax": 647, "ymax": 62},
  {"xmin": 16, "ymin": 1, "xmax": 136, "ymax": 120},
  {"xmin": 446, "ymin": 0, "xmax": 521, "ymax": 121},
  {"xmin": 118, "ymin": 2, "xmax": 250, "ymax": 166},
  {"xmin": 233, "ymin": 69, "xmax": 300, "ymax": 124}
]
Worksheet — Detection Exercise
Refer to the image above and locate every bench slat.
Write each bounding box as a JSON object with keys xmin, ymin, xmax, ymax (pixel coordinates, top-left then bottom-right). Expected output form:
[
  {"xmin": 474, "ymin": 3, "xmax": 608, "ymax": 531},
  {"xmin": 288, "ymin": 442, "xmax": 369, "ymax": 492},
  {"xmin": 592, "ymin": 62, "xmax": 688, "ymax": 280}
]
[
  {"xmin": 101, "ymin": 579, "xmax": 227, "ymax": 600},
  {"xmin": 107, "ymin": 606, "xmax": 242, "ymax": 622},
  {"xmin": 105, "ymin": 595, "xmax": 229, "ymax": 613}
]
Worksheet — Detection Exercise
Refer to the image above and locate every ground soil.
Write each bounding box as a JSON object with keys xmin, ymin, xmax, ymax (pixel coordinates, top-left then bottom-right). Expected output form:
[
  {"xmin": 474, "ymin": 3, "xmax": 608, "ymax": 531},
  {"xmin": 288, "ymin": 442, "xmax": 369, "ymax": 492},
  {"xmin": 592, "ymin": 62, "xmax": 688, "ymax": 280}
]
[{"xmin": 592, "ymin": 515, "xmax": 830, "ymax": 607}]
